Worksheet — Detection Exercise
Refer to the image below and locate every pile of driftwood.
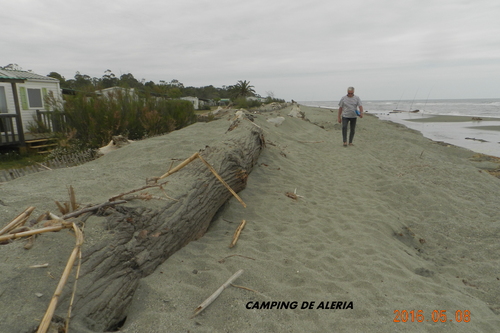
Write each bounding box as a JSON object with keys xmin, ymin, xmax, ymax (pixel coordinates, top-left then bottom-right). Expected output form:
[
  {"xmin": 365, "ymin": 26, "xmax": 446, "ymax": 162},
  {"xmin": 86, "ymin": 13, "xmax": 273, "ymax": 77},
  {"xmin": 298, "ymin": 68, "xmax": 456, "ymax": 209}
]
[{"xmin": 0, "ymin": 115, "xmax": 265, "ymax": 332}]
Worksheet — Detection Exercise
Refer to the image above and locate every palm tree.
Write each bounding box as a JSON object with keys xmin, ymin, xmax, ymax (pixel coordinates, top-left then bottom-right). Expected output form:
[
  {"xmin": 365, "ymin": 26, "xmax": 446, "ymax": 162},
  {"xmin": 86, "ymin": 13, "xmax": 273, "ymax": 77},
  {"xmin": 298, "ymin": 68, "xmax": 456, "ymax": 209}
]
[{"xmin": 230, "ymin": 80, "xmax": 256, "ymax": 98}]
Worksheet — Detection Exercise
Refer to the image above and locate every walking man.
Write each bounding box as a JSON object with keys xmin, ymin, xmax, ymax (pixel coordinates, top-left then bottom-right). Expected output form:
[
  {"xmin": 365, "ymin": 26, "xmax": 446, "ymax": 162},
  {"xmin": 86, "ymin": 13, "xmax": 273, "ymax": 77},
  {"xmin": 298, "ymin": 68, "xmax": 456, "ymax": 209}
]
[{"xmin": 338, "ymin": 87, "xmax": 363, "ymax": 146}]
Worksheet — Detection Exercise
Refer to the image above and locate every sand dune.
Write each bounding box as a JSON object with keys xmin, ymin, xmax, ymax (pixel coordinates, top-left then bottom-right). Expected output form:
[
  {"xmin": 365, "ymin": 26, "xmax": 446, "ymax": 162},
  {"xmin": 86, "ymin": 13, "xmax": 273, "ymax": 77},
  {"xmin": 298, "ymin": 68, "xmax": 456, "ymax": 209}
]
[{"xmin": 1, "ymin": 105, "xmax": 499, "ymax": 332}]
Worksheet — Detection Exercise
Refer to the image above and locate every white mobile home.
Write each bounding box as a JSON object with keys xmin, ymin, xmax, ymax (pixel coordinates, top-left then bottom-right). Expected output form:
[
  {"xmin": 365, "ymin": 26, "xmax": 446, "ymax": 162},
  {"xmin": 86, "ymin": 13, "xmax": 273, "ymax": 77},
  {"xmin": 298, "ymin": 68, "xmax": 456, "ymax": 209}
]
[
  {"xmin": 0, "ymin": 69, "xmax": 62, "ymax": 148},
  {"xmin": 180, "ymin": 96, "xmax": 199, "ymax": 110}
]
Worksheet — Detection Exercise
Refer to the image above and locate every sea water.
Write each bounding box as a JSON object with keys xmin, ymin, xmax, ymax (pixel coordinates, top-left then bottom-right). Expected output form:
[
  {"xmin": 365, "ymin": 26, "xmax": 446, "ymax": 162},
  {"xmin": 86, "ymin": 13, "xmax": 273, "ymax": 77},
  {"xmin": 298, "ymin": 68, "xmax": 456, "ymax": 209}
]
[
  {"xmin": 300, "ymin": 98, "xmax": 500, "ymax": 118},
  {"xmin": 298, "ymin": 99, "xmax": 500, "ymax": 158}
]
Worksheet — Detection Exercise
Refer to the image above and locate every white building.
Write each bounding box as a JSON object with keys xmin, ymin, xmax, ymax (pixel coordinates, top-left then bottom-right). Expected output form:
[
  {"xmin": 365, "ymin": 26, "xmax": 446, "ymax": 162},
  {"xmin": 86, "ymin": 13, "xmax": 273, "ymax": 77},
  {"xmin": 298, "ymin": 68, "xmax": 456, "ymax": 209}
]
[{"xmin": 0, "ymin": 68, "xmax": 62, "ymax": 148}]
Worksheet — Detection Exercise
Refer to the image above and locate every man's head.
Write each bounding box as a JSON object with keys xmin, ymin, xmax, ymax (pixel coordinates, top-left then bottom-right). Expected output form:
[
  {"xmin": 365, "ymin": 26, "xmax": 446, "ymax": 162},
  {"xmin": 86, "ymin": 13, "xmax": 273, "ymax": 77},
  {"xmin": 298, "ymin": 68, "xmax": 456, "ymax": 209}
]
[{"xmin": 347, "ymin": 87, "xmax": 355, "ymax": 96}]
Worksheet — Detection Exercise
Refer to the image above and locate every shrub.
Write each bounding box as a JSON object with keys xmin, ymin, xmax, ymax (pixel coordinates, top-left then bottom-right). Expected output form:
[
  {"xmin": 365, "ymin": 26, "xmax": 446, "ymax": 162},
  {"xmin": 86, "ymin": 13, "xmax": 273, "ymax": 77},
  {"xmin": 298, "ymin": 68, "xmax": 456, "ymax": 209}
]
[
  {"xmin": 44, "ymin": 89, "xmax": 196, "ymax": 148},
  {"xmin": 264, "ymin": 97, "xmax": 286, "ymax": 104},
  {"xmin": 233, "ymin": 97, "xmax": 262, "ymax": 109}
]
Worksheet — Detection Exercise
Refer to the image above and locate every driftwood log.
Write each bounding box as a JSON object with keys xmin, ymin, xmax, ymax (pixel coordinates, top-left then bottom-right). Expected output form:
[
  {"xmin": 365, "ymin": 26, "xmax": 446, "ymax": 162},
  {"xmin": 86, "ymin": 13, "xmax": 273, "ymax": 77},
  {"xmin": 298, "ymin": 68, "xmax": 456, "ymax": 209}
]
[{"xmin": 66, "ymin": 117, "xmax": 264, "ymax": 332}]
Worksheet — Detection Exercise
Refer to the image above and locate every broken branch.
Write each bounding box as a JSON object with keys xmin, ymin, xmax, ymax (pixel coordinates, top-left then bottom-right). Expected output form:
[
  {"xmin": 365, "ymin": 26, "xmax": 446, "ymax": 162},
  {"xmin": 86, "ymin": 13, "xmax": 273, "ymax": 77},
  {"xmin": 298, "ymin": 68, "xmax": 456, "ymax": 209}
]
[
  {"xmin": 158, "ymin": 152, "xmax": 200, "ymax": 180},
  {"xmin": 61, "ymin": 200, "xmax": 127, "ymax": 220},
  {"xmin": 37, "ymin": 222, "xmax": 83, "ymax": 333},
  {"xmin": 0, "ymin": 206, "xmax": 35, "ymax": 236},
  {"xmin": 197, "ymin": 154, "xmax": 246, "ymax": 208},
  {"xmin": 229, "ymin": 220, "xmax": 246, "ymax": 248},
  {"xmin": 218, "ymin": 254, "xmax": 256, "ymax": 263},
  {"xmin": 108, "ymin": 181, "xmax": 169, "ymax": 202},
  {"xmin": 0, "ymin": 224, "xmax": 68, "ymax": 243},
  {"xmin": 157, "ymin": 152, "xmax": 246, "ymax": 207},
  {"xmin": 192, "ymin": 269, "xmax": 244, "ymax": 318}
]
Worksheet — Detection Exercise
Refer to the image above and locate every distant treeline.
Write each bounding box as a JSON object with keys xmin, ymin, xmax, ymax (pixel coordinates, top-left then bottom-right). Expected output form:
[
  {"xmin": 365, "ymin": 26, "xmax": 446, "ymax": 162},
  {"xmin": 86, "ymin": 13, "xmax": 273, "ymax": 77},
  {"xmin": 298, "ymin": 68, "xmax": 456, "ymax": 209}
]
[
  {"xmin": 48, "ymin": 70, "xmax": 268, "ymax": 101},
  {"xmin": 35, "ymin": 70, "xmax": 285, "ymax": 151}
]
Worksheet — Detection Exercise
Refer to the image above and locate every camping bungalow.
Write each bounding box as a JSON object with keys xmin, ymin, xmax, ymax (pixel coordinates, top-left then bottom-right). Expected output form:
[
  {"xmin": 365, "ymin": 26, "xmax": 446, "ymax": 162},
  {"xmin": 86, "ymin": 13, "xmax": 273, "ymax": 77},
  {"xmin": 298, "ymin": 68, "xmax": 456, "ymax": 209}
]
[
  {"xmin": 180, "ymin": 96, "xmax": 200, "ymax": 110},
  {"xmin": 95, "ymin": 86, "xmax": 136, "ymax": 100},
  {"xmin": 0, "ymin": 69, "xmax": 62, "ymax": 150}
]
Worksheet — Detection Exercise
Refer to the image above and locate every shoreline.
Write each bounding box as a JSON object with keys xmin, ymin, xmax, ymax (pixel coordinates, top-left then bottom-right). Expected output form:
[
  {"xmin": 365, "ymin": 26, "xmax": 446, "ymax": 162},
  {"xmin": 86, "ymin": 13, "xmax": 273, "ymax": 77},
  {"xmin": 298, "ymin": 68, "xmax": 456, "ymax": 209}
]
[
  {"xmin": 302, "ymin": 103, "xmax": 500, "ymax": 158},
  {"xmin": 374, "ymin": 112, "xmax": 500, "ymax": 158}
]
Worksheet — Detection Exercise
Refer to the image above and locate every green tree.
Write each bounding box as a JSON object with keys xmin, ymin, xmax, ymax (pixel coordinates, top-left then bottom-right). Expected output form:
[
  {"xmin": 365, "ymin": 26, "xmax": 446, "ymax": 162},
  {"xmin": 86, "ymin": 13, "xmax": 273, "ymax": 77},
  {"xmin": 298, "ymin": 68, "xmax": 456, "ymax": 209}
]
[
  {"xmin": 168, "ymin": 87, "xmax": 182, "ymax": 99},
  {"xmin": 230, "ymin": 80, "xmax": 256, "ymax": 99},
  {"xmin": 119, "ymin": 73, "xmax": 142, "ymax": 89},
  {"xmin": 66, "ymin": 72, "xmax": 95, "ymax": 91},
  {"xmin": 47, "ymin": 72, "xmax": 67, "ymax": 87},
  {"xmin": 100, "ymin": 69, "xmax": 119, "ymax": 88}
]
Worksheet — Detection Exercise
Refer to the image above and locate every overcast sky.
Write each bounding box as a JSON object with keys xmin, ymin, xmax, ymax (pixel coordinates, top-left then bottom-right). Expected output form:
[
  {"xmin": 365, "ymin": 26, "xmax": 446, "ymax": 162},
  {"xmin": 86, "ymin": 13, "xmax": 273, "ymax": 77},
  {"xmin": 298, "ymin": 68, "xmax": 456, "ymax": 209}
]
[{"xmin": 2, "ymin": 0, "xmax": 499, "ymax": 101}]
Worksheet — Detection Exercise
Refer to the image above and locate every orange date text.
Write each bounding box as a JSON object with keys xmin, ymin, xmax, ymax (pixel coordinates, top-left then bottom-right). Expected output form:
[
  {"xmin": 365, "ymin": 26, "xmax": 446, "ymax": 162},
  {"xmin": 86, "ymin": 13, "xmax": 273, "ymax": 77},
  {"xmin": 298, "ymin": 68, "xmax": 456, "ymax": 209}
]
[{"xmin": 393, "ymin": 310, "xmax": 471, "ymax": 323}]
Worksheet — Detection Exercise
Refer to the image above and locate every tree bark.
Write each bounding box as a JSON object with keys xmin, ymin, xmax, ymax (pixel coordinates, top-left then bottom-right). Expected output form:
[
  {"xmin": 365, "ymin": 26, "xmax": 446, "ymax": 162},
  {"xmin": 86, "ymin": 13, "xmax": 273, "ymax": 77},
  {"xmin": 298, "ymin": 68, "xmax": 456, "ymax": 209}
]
[{"xmin": 67, "ymin": 118, "xmax": 264, "ymax": 332}]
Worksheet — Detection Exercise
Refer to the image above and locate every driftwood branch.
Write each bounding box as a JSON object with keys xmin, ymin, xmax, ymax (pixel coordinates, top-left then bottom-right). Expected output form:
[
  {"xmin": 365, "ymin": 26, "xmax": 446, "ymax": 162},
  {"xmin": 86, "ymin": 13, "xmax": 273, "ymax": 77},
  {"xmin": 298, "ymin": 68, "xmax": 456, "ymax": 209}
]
[
  {"xmin": 158, "ymin": 152, "xmax": 247, "ymax": 208},
  {"xmin": 229, "ymin": 220, "xmax": 246, "ymax": 248},
  {"xmin": 197, "ymin": 154, "xmax": 247, "ymax": 208},
  {"xmin": 231, "ymin": 284, "xmax": 259, "ymax": 293},
  {"xmin": 37, "ymin": 222, "xmax": 83, "ymax": 333},
  {"xmin": 66, "ymin": 245, "xmax": 83, "ymax": 332},
  {"xmin": 69, "ymin": 185, "xmax": 78, "ymax": 212},
  {"xmin": 0, "ymin": 206, "xmax": 35, "ymax": 236},
  {"xmin": 61, "ymin": 200, "xmax": 127, "ymax": 220},
  {"xmin": 192, "ymin": 269, "xmax": 244, "ymax": 318},
  {"xmin": 1, "ymin": 209, "xmax": 85, "ymax": 333},
  {"xmin": 218, "ymin": 254, "xmax": 256, "ymax": 263},
  {"xmin": 0, "ymin": 224, "xmax": 68, "ymax": 243},
  {"xmin": 108, "ymin": 181, "xmax": 169, "ymax": 202},
  {"xmin": 158, "ymin": 152, "xmax": 200, "ymax": 180}
]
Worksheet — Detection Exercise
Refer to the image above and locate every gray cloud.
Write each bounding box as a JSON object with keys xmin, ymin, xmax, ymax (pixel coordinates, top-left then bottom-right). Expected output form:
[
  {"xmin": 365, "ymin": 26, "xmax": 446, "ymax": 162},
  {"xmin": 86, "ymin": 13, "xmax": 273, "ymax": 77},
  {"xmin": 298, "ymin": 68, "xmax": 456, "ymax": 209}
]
[{"xmin": 2, "ymin": 0, "xmax": 499, "ymax": 100}]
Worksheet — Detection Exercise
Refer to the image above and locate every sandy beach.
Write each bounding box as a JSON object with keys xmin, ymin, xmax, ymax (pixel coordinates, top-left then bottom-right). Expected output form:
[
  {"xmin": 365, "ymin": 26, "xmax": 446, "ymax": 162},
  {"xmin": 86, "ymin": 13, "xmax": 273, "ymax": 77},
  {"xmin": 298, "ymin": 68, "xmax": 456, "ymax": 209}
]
[{"xmin": 1, "ymin": 105, "xmax": 499, "ymax": 332}]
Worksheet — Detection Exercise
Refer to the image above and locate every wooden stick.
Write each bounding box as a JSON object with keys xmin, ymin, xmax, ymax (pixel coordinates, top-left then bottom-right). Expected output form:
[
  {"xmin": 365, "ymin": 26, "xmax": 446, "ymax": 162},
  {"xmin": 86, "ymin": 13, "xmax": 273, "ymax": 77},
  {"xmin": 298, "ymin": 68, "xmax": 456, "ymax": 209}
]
[
  {"xmin": 66, "ymin": 244, "xmax": 83, "ymax": 332},
  {"xmin": 197, "ymin": 154, "xmax": 246, "ymax": 208},
  {"xmin": 191, "ymin": 269, "xmax": 244, "ymax": 318},
  {"xmin": 48, "ymin": 212, "xmax": 63, "ymax": 221},
  {"xmin": 64, "ymin": 202, "xmax": 70, "ymax": 214},
  {"xmin": 229, "ymin": 220, "xmax": 246, "ymax": 248},
  {"xmin": 54, "ymin": 201, "xmax": 67, "ymax": 215},
  {"xmin": 167, "ymin": 160, "xmax": 175, "ymax": 172},
  {"xmin": 37, "ymin": 223, "xmax": 83, "ymax": 333},
  {"xmin": 108, "ymin": 181, "xmax": 169, "ymax": 202},
  {"xmin": 61, "ymin": 200, "xmax": 127, "ymax": 219},
  {"xmin": 24, "ymin": 235, "xmax": 36, "ymax": 250},
  {"xmin": 158, "ymin": 152, "xmax": 200, "ymax": 180},
  {"xmin": 158, "ymin": 152, "xmax": 246, "ymax": 207},
  {"xmin": 0, "ymin": 206, "xmax": 35, "ymax": 236},
  {"xmin": 231, "ymin": 284, "xmax": 259, "ymax": 293},
  {"xmin": 69, "ymin": 185, "xmax": 78, "ymax": 212},
  {"xmin": 0, "ymin": 224, "xmax": 68, "ymax": 243},
  {"xmin": 121, "ymin": 194, "xmax": 176, "ymax": 202},
  {"xmin": 159, "ymin": 187, "xmax": 178, "ymax": 202},
  {"xmin": 218, "ymin": 254, "xmax": 256, "ymax": 263},
  {"xmin": 8, "ymin": 226, "xmax": 30, "ymax": 234},
  {"xmin": 30, "ymin": 212, "xmax": 49, "ymax": 227}
]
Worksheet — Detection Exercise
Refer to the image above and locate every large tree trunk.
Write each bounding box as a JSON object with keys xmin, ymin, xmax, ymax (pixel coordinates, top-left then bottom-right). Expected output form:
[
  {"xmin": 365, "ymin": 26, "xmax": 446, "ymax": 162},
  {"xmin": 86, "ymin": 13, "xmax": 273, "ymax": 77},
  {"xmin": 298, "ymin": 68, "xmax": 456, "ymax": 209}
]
[{"xmin": 67, "ymin": 117, "xmax": 264, "ymax": 332}]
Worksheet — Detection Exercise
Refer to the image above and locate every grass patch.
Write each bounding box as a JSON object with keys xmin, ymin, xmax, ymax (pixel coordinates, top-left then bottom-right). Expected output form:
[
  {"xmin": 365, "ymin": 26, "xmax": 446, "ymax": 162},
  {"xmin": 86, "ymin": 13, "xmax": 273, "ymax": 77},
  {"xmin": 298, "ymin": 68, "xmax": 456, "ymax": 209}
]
[{"xmin": 0, "ymin": 150, "xmax": 46, "ymax": 170}]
